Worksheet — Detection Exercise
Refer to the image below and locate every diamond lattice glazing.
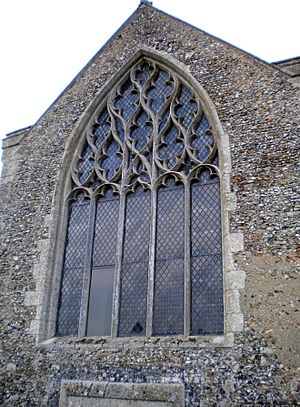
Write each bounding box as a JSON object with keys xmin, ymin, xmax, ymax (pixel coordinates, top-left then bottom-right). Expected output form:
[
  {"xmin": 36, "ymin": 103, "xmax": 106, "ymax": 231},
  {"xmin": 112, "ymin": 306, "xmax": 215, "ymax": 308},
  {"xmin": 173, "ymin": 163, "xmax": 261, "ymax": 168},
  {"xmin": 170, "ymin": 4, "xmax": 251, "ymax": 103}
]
[
  {"xmin": 92, "ymin": 109, "xmax": 111, "ymax": 148},
  {"xmin": 157, "ymin": 125, "xmax": 184, "ymax": 170},
  {"xmin": 175, "ymin": 85, "xmax": 198, "ymax": 129},
  {"xmin": 115, "ymin": 79, "xmax": 139, "ymax": 121},
  {"xmin": 77, "ymin": 145, "xmax": 94, "ymax": 184},
  {"xmin": 58, "ymin": 57, "xmax": 222, "ymax": 338},
  {"xmin": 147, "ymin": 70, "xmax": 174, "ymax": 113},
  {"xmin": 119, "ymin": 190, "xmax": 151, "ymax": 336},
  {"xmin": 153, "ymin": 181, "xmax": 185, "ymax": 335},
  {"xmin": 56, "ymin": 197, "xmax": 90, "ymax": 336},
  {"xmin": 191, "ymin": 176, "xmax": 223, "ymax": 335},
  {"xmin": 191, "ymin": 116, "xmax": 213, "ymax": 162},
  {"xmin": 92, "ymin": 194, "xmax": 120, "ymax": 267},
  {"xmin": 129, "ymin": 110, "xmax": 153, "ymax": 152}
]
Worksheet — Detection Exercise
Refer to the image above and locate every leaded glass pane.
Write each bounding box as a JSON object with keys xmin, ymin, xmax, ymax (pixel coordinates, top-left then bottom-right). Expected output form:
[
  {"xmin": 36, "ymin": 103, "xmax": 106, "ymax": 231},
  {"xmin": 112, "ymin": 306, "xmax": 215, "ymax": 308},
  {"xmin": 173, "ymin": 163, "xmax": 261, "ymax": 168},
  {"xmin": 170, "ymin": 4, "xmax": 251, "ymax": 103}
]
[
  {"xmin": 85, "ymin": 190, "xmax": 119, "ymax": 336},
  {"xmin": 59, "ymin": 57, "xmax": 223, "ymax": 338},
  {"xmin": 135, "ymin": 62, "xmax": 154, "ymax": 86},
  {"xmin": 147, "ymin": 70, "xmax": 174, "ymax": 114},
  {"xmin": 157, "ymin": 125, "xmax": 184, "ymax": 170},
  {"xmin": 129, "ymin": 110, "xmax": 153, "ymax": 152},
  {"xmin": 92, "ymin": 109, "xmax": 111, "ymax": 148},
  {"xmin": 92, "ymin": 191, "xmax": 120, "ymax": 267},
  {"xmin": 175, "ymin": 85, "xmax": 197, "ymax": 129},
  {"xmin": 99, "ymin": 138, "xmax": 123, "ymax": 181},
  {"xmin": 191, "ymin": 174, "xmax": 223, "ymax": 335},
  {"xmin": 192, "ymin": 116, "xmax": 213, "ymax": 162},
  {"xmin": 191, "ymin": 256, "xmax": 223, "ymax": 335},
  {"xmin": 118, "ymin": 188, "xmax": 151, "ymax": 337},
  {"xmin": 77, "ymin": 145, "xmax": 94, "ymax": 184},
  {"xmin": 114, "ymin": 79, "xmax": 139, "ymax": 120},
  {"xmin": 153, "ymin": 180, "xmax": 185, "ymax": 336},
  {"xmin": 56, "ymin": 195, "xmax": 90, "ymax": 336}
]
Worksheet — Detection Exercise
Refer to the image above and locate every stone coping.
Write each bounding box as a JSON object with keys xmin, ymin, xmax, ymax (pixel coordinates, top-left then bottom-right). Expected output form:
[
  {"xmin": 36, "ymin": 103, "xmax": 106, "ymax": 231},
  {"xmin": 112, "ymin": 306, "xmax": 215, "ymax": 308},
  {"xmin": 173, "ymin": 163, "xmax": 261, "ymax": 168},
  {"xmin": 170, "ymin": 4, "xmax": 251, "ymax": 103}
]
[{"xmin": 2, "ymin": 126, "xmax": 32, "ymax": 149}]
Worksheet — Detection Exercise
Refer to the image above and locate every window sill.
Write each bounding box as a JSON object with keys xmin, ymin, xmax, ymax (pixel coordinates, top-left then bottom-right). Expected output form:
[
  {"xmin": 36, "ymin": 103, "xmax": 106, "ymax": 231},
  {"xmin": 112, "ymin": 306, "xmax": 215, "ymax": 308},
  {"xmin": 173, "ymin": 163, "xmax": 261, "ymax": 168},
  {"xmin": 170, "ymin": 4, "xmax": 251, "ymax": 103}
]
[{"xmin": 38, "ymin": 333, "xmax": 234, "ymax": 349}]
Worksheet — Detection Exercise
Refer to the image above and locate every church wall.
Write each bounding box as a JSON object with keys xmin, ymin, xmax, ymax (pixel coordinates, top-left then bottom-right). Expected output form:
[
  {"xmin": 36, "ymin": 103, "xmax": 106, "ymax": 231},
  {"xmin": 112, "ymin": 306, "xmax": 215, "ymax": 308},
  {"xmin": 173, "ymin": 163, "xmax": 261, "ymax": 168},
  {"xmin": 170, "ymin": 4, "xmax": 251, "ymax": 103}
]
[
  {"xmin": 1, "ymin": 4, "xmax": 299, "ymax": 405},
  {"xmin": 274, "ymin": 57, "xmax": 300, "ymax": 86}
]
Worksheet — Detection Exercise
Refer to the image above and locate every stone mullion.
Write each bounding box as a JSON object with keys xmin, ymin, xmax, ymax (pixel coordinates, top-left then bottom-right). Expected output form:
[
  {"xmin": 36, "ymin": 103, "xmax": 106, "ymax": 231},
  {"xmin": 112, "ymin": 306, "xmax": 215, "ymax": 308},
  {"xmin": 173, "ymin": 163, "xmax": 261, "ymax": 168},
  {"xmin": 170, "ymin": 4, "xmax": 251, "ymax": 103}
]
[
  {"xmin": 182, "ymin": 102, "xmax": 193, "ymax": 337},
  {"xmin": 146, "ymin": 131, "xmax": 158, "ymax": 337},
  {"xmin": 78, "ymin": 195, "xmax": 96, "ymax": 337},
  {"xmin": 111, "ymin": 118, "xmax": 129, "ymax": 338},
  {"xmin": 184, "ymin": 180, "xmax": 191, "ymax": 336}
]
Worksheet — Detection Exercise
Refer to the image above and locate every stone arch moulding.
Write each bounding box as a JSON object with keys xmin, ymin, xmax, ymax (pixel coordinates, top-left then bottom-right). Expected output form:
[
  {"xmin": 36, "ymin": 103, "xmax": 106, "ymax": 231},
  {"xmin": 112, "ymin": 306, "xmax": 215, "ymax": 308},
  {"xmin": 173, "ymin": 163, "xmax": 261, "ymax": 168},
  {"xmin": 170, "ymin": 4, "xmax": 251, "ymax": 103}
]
[{"xmin": 32, "ymin": 47, "xmax": 245, "ymax": 346}]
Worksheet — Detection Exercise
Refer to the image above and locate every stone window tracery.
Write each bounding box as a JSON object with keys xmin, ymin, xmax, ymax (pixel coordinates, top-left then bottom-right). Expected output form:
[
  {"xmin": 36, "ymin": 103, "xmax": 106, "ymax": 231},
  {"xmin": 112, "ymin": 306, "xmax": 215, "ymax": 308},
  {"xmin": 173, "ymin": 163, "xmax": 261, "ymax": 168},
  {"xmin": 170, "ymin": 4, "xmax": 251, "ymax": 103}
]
[{"xmin": 56, "ymin": 57, "xmax": 223, "ymax": 338}]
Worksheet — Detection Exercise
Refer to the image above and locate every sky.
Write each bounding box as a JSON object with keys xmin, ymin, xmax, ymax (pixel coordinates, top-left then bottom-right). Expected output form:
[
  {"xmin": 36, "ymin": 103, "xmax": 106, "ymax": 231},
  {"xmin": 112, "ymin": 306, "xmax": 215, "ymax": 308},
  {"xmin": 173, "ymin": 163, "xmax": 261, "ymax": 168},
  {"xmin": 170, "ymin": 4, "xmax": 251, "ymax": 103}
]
[{"xmin": 0, "ymin": 0, "xmax": 299, "ymax": 174}]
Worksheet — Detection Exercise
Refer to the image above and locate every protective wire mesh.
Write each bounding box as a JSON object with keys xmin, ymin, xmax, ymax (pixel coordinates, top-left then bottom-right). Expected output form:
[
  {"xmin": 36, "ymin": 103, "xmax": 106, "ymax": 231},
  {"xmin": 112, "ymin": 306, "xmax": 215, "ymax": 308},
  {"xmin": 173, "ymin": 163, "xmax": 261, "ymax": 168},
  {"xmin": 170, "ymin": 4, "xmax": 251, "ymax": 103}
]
[
  {"xmin": 153, "ymin": 180, "xmax": 185, "ymax": 335},
  {"xmin": 118, "ymin": 189, "xmax": 151, "ymax": 337},
  {"xmin": 56, "ymin": 196, "xmax": 90, "ymax": 336},
  {"xmin": 191, "ymin": 174, "xmax": 223, "ymax": 335}
]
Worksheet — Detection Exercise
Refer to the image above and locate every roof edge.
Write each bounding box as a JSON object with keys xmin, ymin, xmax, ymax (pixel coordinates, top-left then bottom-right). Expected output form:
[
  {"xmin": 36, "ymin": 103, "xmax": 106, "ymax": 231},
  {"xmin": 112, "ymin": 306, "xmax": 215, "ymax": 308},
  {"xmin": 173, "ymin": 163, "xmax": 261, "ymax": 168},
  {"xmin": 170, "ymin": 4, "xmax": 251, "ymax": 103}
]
[
  {"xmin": 18, "ymin": 1, "xmax": 295, "ymax": 141},
  {"xmin": 2, "ymin": 126, "xmax": 33, "ymax": 149},
  {"xmin": 273, "ymin": 56, "xmax": 300, "ymax": 65},
  {"xmin": 144, "ymin": 3, "xmax": 293, "ymax": 77},
  {"xmin": 5, "ymin": 125, "xmax": 33, "ymax": 139},
  {"xmin": 21, "ymin": 3, "xmax": 143, "ymax": 138}
]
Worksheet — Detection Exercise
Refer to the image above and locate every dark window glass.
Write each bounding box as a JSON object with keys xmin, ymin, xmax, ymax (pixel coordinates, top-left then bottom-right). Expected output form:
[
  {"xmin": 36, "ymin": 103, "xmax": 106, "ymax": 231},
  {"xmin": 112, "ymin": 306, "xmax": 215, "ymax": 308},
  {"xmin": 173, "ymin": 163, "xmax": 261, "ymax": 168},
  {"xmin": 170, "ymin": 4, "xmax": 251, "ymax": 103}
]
[
  {"xmin": 57, "ymin": 58, "xmax": 224, "ymax": 338},
  {"xmin": 56, "ymin": 195, "xmax": 90, "ymax": 336},
  {"xmin": 118, "ymin": 188, "xmax": 151, "ymax": 337},
  {"xmin": 92, "ymin": 192, "xmax": 120, "ymax": 268},
  {"xmin": 191, "ymin": 174, "xmax": 224, "ymax": 335},
  {"xmin": 153, "ymin": 179, "xmax": 185, "ymax": 336},
  {"xmin": 88, "ymin": 191, "xmax": 119, "ymax": 335}
]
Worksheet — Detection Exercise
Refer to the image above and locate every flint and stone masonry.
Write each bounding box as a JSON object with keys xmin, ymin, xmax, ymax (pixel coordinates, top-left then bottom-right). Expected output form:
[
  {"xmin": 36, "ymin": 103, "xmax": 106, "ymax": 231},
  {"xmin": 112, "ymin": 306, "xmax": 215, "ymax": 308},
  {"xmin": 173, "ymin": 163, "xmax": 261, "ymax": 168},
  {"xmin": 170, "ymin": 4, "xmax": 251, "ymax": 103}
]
[{"xmin": 1, "ymin": 3, "xmax": 299, "ymax": 406}]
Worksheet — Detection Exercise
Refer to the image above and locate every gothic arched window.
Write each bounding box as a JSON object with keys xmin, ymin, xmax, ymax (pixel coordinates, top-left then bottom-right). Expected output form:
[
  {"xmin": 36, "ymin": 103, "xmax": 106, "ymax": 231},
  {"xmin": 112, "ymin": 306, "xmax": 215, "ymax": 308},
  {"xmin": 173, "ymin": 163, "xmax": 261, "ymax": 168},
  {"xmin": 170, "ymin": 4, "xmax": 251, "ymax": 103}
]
[{"xmin": 56, "ymin": 58, "xmax": 223, "ymax": 338}]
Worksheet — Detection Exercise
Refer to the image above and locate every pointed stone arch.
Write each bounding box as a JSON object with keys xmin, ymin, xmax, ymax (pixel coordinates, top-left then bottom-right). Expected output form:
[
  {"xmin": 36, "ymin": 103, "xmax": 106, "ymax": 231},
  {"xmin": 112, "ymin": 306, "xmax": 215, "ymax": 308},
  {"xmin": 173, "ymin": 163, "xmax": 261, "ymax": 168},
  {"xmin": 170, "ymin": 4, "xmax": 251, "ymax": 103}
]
[{"xmin": 34, "ymin": 47, "xmax": 244, "ymax": 345}]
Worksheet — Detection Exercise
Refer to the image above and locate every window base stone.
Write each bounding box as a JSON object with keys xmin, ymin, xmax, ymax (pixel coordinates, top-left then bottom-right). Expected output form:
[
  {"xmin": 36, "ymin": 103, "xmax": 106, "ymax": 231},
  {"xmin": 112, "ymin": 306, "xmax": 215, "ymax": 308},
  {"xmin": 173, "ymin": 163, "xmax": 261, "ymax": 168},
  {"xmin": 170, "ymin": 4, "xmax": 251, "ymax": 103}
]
[{"xmin": 59, "ymin": 381, "xmax": 184, "ymax": 407}]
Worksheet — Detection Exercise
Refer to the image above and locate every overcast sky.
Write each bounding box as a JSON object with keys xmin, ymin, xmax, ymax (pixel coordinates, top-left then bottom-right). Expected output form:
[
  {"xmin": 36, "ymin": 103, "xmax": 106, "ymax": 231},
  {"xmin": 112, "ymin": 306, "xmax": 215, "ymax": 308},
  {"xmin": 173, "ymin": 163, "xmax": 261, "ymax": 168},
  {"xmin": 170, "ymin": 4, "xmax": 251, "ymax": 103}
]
[{"xmin": 0, "ymin": 0, "xmax": 299, "ymax": 173}]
